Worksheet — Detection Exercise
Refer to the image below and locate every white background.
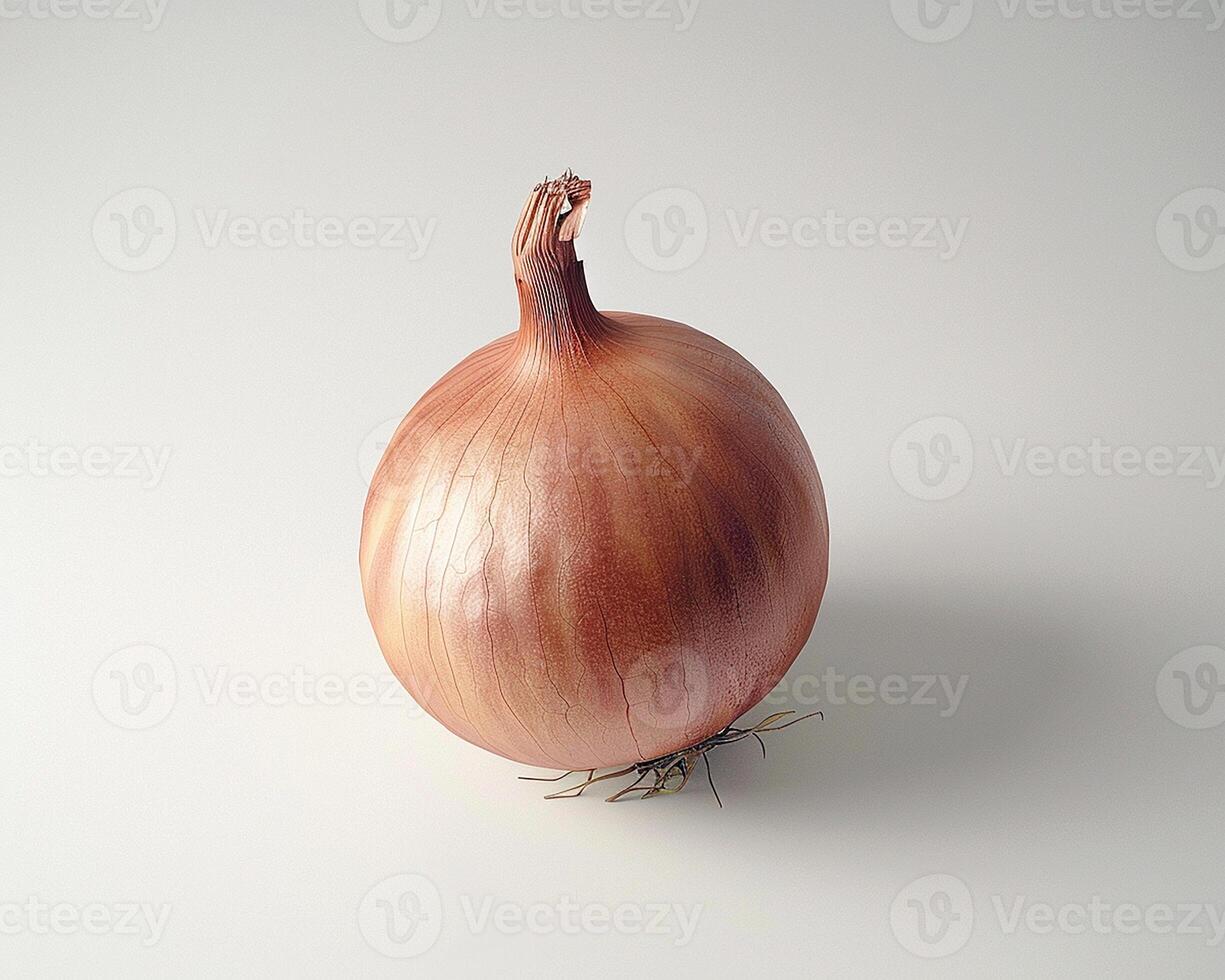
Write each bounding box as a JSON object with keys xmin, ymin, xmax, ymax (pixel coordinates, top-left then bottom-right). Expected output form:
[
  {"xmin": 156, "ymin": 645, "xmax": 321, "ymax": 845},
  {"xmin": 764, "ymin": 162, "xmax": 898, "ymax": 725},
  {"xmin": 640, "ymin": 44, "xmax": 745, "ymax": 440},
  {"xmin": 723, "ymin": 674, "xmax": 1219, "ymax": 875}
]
[{"xmin": 3, "ymin": 0, "xmax": 1224, "ymax": 975}]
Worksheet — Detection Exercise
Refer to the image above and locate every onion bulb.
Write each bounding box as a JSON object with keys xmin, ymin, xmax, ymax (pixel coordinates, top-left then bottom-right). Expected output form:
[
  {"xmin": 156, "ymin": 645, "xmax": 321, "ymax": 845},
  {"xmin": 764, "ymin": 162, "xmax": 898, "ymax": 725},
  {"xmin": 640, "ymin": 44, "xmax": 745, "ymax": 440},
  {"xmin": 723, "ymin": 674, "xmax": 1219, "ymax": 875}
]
[{"xmin": 360, "ymin": 172, "xmax": 828, "ymax": 771}]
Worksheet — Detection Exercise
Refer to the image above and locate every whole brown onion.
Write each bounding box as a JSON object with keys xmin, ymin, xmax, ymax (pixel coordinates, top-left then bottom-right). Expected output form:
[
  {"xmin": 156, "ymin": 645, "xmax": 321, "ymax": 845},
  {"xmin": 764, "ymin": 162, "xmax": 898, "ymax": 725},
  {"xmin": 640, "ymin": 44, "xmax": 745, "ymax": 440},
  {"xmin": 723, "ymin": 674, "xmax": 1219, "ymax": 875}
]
[{"xmin": 360, "ymin": 173, "xmax": 828, "ymax": 771}]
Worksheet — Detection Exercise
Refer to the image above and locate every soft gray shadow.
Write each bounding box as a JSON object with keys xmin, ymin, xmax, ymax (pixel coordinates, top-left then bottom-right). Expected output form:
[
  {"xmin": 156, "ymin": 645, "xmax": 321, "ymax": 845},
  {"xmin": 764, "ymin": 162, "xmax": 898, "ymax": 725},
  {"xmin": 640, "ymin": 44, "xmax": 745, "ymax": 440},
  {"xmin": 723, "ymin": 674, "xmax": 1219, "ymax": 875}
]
[{"xmin": 693, "ymin": 578, "xmax": 1114, "ymax": 823}]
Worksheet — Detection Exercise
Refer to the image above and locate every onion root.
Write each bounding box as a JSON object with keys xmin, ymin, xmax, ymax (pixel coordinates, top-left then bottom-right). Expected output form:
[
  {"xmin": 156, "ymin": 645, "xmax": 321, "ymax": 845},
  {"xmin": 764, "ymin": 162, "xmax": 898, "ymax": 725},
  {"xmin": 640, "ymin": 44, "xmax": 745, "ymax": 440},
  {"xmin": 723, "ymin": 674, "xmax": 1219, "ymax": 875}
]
[{"xmin": 518, "ymin": 710, "xmax": 823, "ymax": 806}]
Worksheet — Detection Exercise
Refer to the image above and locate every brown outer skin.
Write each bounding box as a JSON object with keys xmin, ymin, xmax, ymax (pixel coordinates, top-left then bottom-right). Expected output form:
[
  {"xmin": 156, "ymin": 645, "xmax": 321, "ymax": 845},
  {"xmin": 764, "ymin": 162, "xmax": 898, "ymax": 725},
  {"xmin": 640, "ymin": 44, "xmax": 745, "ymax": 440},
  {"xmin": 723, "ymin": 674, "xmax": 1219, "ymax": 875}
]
[{"xmin": 360, "ymin": 175, "xmax": 828, "ymax": 770}]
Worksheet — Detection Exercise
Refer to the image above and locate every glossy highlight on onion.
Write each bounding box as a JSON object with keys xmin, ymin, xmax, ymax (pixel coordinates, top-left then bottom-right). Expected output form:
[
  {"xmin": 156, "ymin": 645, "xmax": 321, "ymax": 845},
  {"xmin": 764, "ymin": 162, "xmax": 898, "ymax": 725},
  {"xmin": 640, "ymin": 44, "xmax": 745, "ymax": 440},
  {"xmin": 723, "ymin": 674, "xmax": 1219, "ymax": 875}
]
[{"xmin": 360, "ymin": 172, "xmax": 828, "ymax": 771}]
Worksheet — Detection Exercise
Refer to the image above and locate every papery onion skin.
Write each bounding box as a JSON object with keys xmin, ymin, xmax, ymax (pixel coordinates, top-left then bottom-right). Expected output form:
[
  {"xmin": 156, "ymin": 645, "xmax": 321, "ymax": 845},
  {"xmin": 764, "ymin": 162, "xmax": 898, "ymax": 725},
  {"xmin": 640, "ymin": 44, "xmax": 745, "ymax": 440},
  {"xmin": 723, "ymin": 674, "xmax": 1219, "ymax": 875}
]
[{"xmin": 360, "ymin": 174, "xmax": 828, "ymax": 770}]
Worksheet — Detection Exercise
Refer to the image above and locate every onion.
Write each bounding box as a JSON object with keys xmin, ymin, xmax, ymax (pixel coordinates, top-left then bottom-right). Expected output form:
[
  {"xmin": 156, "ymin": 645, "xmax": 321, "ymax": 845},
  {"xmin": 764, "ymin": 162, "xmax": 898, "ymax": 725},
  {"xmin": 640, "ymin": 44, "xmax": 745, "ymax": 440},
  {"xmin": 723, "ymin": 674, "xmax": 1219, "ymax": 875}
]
[{"xmin": 360, "ymin": 172, "xmax": 828, "ymax": 771}]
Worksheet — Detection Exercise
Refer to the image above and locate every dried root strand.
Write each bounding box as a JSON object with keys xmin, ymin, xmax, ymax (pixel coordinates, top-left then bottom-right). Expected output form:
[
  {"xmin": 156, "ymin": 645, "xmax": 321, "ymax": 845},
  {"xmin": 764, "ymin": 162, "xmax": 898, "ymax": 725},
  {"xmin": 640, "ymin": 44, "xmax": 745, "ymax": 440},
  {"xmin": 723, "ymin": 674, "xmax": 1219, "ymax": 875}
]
[{"xmin": 517, "ymin": 710, "xmax": 823, "ymax": 806}]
